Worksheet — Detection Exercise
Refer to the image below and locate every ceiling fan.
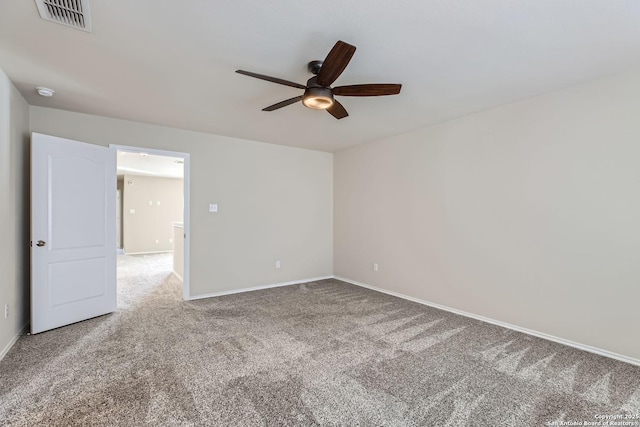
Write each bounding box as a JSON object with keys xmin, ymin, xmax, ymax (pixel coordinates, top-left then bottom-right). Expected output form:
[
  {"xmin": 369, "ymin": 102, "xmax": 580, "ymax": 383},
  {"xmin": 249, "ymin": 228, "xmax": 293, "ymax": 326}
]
[{"xmin": 236, "ymin": 40, "xmax": 402, "ymax": 119}]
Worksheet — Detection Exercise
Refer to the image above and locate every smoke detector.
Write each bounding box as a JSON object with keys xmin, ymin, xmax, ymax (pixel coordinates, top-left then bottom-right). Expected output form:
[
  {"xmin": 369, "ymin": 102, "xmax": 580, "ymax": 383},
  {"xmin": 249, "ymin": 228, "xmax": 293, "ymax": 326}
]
[
  {"xmin": 36, "ymin": 87, "xmax": 55, "ymax": 97},
  {"xmin": 35, "ymin": 0, "xmax": 92, "ymax": 32}
]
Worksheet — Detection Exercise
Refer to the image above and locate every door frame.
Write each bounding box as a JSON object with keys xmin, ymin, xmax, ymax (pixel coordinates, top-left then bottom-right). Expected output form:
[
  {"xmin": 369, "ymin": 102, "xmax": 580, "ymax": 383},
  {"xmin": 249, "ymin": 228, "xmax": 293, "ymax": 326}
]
[
  {"xmin": 116, "ymin": 188, "xmax": 122, "ymax": 249},
  {"xmin": 110, "ymin": 144, "xmax": 191, "ymax": 300}
]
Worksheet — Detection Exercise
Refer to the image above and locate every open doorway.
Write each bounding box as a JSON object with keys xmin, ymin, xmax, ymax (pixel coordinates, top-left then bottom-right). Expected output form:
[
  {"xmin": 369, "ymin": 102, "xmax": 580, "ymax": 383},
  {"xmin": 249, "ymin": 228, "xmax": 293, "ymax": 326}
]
[{"xmin": 111, "ymin": 145, "xmax": 190, "ymax": 300}]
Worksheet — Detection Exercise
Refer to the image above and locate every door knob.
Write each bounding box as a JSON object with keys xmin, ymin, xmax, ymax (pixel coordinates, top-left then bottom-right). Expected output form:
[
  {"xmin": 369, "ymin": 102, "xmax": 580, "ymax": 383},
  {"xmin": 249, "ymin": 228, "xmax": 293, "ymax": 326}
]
[{"xmin": 36, "ymin": 240, "xmax": 46, "ymax": 247}]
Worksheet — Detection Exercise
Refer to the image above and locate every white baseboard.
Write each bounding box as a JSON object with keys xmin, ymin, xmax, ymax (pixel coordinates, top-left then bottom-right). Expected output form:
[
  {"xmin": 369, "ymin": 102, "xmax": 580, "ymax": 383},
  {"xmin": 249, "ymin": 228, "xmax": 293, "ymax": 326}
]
[
  {"xmin": 172, "ymin": 270, "xmax": 183, "ymax": 283},
  {"xmin": 334, "ymin": 276, "xmax": 640, "ymax": 367},
  {"xmin": 188, "ymin": 276, "xmax": 333, "ymax": 301},
  {"xmin": 0, "ymin": 324, "xmax": 28, "ymax": 362}
]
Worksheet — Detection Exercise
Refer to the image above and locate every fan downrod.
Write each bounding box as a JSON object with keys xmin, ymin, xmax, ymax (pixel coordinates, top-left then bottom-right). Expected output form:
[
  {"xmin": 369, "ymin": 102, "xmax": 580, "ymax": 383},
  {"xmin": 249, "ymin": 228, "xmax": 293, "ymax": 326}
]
[{"xmin": 307, "ymin": 60, "xmax": 323, "ymax": 75}]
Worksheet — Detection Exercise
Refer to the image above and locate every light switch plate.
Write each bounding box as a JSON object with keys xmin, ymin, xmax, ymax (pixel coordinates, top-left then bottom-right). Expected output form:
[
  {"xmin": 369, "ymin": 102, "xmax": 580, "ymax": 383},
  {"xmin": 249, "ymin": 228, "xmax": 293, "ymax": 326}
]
[{"xmin": 209, "ymin": 204, "xmax": 218, "ymax": 213}]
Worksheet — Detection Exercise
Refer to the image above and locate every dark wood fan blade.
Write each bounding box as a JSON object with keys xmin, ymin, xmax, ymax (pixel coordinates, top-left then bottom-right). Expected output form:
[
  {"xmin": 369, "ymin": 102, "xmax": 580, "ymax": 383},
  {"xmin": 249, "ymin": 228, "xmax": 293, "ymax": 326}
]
[
  {"xmin": 236, "ymin": 70, "xmax": 306, "ymax": 90},
  {"xmin": 317, "ymin": 41, "xmax": 356, "ymax": 87},
  {"xmin": 326, "ymin": 99, "xmax": 349, "ymax": 119},
  {"xmin": 262, "ymin": 96, "xmax": 304, "ymax": 111},
  {"xmin": 333, "ymin": 84, "xmax": 402, "ymax": 96}
]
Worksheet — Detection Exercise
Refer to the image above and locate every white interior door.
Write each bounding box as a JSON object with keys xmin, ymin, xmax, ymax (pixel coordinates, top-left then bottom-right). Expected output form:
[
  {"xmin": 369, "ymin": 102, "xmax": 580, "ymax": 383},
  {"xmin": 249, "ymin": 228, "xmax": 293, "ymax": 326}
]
[{"xmin": 31, "ymin": 133, "xmax": 116, "ymax": 334}]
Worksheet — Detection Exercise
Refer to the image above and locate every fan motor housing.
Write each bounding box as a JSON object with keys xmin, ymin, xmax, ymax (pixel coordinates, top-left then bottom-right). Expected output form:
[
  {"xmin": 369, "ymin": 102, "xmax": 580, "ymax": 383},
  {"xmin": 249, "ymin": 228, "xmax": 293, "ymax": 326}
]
[{"xmin": 308, "ymin": 60, "xmax": 323, "ymax": 75}]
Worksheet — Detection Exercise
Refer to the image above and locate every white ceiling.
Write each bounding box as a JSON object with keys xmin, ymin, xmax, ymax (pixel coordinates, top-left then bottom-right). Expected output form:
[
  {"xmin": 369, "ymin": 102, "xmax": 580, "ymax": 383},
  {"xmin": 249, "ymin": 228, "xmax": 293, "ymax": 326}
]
[
  {"xmin": 117, "ymin": 151, "xmax": 183, "ymax": 178},
  {"xmin": 1, "ymin": 1, "xmax": 640, "ymax": 152}
]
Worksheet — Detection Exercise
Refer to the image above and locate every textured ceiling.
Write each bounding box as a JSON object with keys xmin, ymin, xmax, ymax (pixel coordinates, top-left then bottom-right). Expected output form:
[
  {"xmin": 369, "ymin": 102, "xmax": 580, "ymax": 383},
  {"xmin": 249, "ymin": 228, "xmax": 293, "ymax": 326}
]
[{"xmin": 1, "ymin": 1, "xmax": 640, "ymax": 152}]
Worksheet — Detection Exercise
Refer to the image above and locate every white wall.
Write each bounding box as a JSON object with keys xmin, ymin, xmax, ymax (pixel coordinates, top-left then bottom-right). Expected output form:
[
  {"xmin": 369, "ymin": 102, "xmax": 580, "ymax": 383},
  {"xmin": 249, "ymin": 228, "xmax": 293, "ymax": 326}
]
[
  {"xmin": 334, "ymin": 70, "xmax": 640, "ymax": 361},
  {"xmin": 30, "ymin": 107, "xmax": 333, "ymax": 297},
  {"xmin": 122, "ymin": 175, "xmax": 183, "ymax": 254},
  {"xmin": 0, "ymin": 68, "xmax": 30, "ymax": 358}
]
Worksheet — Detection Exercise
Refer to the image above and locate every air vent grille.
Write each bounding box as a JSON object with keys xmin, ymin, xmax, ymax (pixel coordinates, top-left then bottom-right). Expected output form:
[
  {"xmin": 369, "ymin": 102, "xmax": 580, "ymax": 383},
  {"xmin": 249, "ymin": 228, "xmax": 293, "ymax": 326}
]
[{"xmin": 35, "ymin": 0, "xmax": 92, "ymax": 32}]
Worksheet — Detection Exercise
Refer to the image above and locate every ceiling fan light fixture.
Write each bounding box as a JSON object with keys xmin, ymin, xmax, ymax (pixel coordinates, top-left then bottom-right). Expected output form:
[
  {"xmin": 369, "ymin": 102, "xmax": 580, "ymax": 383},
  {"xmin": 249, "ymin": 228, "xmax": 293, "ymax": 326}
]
[
  {"xmin": 302, "ymin": 87, "xmax": 334, "ymax": 110},
  {"xmin": 236, "ymin": 41, "xmax": 401, "ymax": 119}
]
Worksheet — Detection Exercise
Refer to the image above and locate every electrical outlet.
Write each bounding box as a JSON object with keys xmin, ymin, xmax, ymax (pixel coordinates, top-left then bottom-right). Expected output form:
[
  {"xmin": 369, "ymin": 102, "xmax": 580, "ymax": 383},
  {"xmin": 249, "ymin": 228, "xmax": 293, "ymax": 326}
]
[
  {"xmin": 373, "ymin": 263, "xmax": 379, "ymax": 272},
  {"xmin": 4, "ymin": 304, "xmax": 8, "ymax": 319},
  {"xmin": 275, "ymin": 260, "xmax": 281, "ymax": 269}
]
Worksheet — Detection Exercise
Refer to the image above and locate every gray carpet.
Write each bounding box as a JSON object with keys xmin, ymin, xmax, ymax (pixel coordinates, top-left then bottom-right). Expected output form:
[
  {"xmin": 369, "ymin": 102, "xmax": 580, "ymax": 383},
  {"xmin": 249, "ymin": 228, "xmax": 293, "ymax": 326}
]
[{"xmin": 1, "ymin": 253, "xmax": 639, "ymax": 426}]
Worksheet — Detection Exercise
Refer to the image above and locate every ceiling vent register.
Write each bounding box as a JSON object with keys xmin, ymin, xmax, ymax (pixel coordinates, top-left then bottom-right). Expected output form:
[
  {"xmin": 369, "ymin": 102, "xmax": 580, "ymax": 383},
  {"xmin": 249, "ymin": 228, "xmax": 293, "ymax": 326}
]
[{"xmin": 35, "ymin": 0, "xmax": 92, "ymax": 32}]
